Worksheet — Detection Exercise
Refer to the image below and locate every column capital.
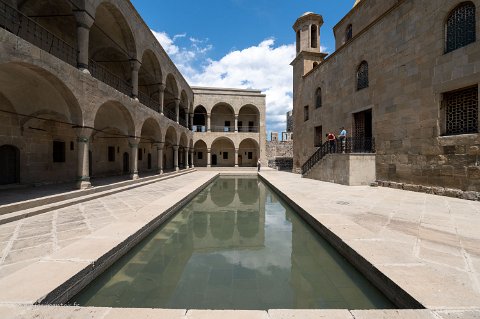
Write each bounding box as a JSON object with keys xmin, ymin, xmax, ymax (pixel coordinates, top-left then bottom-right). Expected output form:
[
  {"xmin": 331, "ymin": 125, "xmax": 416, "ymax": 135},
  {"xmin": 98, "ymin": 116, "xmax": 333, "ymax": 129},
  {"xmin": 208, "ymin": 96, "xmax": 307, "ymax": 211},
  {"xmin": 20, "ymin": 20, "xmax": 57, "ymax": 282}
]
[
  {"xmin": 128, "ymin": 137, "xmax": 140, "ymax": 147},
  {"xmin": 189, "ymin": 148, "xmax": 194, "ymax": 154},
  {"xmin": 154, "ymin": 142, "xmax": 165, "ymax": 148},
  {"xmin": 173, "ymin": 145, "xmax": 179, "ymax": 151},
  {"xmin": 74, "ymin": 127, "xmax": 94, "ymax": 142},
  {"xmin": 207, "ymin": 148, "xmax": 211, "ymax": 153},
  {"xmin": 73, "ymin": 10, "xmax": 94, "ymax": 29},
  {"xmin": 130, "ymin": 59, "xmax": 141, "ymax": 72},
  {"xmin": 159, "ymin": 83, "xmax": 166, "ymax": 91}
]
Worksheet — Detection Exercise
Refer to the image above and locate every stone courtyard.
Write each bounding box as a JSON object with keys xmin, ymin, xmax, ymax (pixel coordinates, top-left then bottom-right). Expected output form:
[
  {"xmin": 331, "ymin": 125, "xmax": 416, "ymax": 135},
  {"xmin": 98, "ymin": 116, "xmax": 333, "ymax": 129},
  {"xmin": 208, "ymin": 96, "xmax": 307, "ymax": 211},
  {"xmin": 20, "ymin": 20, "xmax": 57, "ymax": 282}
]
[{"xmin": 0, "ymin": 170, "xmax": 478, "ymax": 318}]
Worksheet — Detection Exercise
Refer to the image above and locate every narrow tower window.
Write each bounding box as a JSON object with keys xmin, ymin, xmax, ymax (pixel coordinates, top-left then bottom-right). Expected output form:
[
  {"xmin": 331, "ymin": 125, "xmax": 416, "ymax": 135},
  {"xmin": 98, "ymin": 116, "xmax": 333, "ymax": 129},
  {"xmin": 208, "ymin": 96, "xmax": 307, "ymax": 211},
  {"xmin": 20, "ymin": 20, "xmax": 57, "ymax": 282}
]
[
  {"xmin": 445, "ymin": 2, "xmax": 476, "ymax": 53},
  {"xmin": 311, "ymin": 25, "xmax": 318, "ymax": 48},
  {"xmin": 296, "ymin": 31, "xmax": 300, "ymax": 53},
  {"xmin": 356, "ymin": 61, "xmax": 369, "ymax": 91},
  {"xmin": 345, "ymin": 24, "xmax": 353, "ymax": 42},
  {"xmin": 315, "ymin": 87, "xmax": 322, "ymax": 108}
]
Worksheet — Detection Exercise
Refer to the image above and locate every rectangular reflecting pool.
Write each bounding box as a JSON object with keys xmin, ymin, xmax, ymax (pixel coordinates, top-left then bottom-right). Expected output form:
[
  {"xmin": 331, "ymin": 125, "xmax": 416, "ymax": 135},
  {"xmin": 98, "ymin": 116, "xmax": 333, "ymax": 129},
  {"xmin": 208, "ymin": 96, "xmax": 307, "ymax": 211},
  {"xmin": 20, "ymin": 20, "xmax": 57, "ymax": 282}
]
[{"xmin": 69, "ymin": 176, "xmax": 395, "ymax": 310}]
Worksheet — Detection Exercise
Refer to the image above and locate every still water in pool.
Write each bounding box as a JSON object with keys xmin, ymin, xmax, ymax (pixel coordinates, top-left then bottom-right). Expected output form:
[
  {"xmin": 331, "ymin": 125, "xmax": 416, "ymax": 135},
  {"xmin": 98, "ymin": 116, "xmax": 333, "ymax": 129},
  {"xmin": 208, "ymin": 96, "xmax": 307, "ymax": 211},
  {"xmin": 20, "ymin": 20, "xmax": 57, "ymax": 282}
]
[{"xmin": 70, "ymin": 177, "xmax": 395, "ymax": 309}]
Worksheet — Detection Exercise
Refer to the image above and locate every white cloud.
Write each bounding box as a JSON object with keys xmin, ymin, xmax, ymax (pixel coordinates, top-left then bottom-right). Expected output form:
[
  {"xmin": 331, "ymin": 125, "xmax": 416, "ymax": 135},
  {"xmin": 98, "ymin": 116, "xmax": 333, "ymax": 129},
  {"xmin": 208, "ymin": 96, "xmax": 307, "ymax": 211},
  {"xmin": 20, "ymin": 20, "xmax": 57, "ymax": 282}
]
[{"xmin": 152, "ymin": 31, "xmax": 296, "ymax": 135}]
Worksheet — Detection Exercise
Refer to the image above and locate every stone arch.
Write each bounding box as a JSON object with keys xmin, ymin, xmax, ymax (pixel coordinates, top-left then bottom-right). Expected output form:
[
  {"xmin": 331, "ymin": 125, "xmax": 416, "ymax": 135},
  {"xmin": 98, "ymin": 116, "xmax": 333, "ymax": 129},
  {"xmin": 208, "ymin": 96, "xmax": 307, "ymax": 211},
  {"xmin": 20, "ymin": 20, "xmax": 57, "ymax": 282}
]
[
  {"xmin": 211, "ymin": 137, "xmax": 235, "ymax": 167},
  {"xmin": 91, "ymin": 101, "xmax": 135, "ymax": 177},
  {"xmin": 163, "ymin": 126, "xmax": 177, "ymax": 171},
  {"xmin": 211, "ymin": 102, "xmax": 235, "ymax": 132},
  {"xmin": 138, "ymin": 118, "xmax": 162, "ymax": 173},
  {"xmin": 238, "ymin": 138, "xmax": 259, "ymax": 167},
  {"xmin": 210, "ymin": 177, "xmax": 236, "ymax": 208},
  {"xmin": 138, "ymin": 49, "xmax": 163, "ymax": 108},
  {"xmin": 193, "ymin": 105, "xmax": 207, "ymax": 132},
  {"xmin": 163, "ymin": 74, "xmax": 179, "ymax": 121},
  {"xmin": 238, "ymin": 104, "xmax": 260, "ymax": 133},
  {"xmin": 89, "ymin": 2, "xmax": 137, "ymax": 95},
  {"xmin": 0, "ymin": 62, "xmax": 83, "ymax": 185},
  {"xmin": 194, "ymin": 139, "xmax": 207, "ymax": 167}
]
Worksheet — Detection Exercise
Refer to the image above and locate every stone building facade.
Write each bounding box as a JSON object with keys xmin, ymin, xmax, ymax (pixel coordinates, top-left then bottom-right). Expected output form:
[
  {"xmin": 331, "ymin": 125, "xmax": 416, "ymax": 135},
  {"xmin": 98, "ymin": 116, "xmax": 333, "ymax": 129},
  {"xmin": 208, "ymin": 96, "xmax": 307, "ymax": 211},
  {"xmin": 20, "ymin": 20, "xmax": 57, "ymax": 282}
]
[
  {"xmin": 0, "ymin": 0, "xmax": 266, "ymax": 188},
  {"xmin": 191, "ymin": 87, "xmax": 266, "ymax": 168},
  {"xmin": 292, "ymin": 0, "xmax": 480, "ymax": 192}
]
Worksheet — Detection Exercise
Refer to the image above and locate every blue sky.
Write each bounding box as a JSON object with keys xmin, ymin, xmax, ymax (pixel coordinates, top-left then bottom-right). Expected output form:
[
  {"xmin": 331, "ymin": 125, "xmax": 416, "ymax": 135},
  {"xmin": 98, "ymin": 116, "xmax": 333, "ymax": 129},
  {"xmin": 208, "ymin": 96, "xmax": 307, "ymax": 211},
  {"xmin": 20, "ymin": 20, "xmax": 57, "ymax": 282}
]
[{"xmin": 131, "ymin": 0, "xmax": 356, "ymax": 136}]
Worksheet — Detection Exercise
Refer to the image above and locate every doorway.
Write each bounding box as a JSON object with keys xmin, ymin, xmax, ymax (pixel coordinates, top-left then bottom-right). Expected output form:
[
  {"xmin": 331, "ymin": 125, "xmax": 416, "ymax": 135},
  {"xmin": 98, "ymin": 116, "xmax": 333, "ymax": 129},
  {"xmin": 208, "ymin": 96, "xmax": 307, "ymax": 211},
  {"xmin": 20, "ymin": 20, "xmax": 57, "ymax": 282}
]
[
  {"xmin": 212, "ymin": 154, "xmax": 217, "ymax": 166},
  {"xmin": 123, "ymin": 152, "xmax": 130, "ymax": 174},
  {"xmin": 0, "ymin": 145, "xmax": 19, "ymax": 185},
  {"xmin": 147, "ymin": 153, "xmax": 152, "ymax": 170},
  {"xmin": 353, "ymin": 109, "xmax": 373, "ymax": 152}
]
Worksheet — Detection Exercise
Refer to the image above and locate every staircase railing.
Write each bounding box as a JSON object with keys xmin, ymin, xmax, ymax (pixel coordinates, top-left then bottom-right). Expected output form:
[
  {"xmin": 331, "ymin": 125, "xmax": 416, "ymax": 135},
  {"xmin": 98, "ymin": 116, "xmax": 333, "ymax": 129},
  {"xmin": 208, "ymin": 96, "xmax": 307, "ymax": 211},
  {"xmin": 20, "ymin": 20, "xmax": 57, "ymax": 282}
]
[{"xmin": 301, "ymin": 137, "xmax": 376, "ymax": 175}]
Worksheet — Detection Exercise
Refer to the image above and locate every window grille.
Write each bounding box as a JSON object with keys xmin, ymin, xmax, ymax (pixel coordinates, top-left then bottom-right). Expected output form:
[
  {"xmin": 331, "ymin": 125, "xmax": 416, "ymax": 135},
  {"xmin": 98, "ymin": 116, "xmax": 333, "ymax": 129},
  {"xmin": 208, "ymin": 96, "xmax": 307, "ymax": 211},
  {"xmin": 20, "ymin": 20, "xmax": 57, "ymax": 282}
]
[
  {"xmin": 445, "ymin": 86, "xmax": 478, "ymax": 135},
  {"xmin": 315, "ymin": 88, "xmax": 322, "ymax": 108},
  {"xmin": 357, "ymin": 61, "xmax": 369, "ymax": 90},
  {"xmin": 445, "ymin": 2, "xmax": 476, "ymax": 53}
]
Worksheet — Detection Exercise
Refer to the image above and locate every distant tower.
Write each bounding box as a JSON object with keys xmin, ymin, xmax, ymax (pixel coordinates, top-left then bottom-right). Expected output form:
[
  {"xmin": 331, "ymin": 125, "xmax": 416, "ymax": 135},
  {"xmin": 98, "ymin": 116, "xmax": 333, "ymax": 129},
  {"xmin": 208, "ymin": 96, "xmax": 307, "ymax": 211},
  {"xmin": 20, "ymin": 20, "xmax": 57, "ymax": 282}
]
[
  {"xmin": 286, "ymin": 110, "xmax": 294, "ymax": 133},
  {"xmin": 291, "ymin": 12, "xmax": 327, "ymax": 76},
  {"xmin": 271, "ymin": 132, "xmax": 279, "ymax": 142}
]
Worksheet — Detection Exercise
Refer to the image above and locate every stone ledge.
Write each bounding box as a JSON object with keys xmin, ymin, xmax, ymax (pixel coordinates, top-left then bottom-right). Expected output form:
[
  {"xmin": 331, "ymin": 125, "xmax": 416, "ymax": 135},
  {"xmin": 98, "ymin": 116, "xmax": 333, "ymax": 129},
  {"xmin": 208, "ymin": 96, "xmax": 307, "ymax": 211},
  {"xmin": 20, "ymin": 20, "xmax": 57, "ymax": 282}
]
[{"xmin": 376, "ymin": 181, "xmax": 480, "ymax": 201}]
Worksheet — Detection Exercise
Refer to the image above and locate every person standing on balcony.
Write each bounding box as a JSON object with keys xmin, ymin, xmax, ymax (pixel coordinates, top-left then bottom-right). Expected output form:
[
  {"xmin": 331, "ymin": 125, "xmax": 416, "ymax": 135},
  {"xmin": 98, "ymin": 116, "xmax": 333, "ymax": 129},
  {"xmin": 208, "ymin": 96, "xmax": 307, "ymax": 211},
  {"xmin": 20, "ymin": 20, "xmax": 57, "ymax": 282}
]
[
  {"xmin": 339, "ymin": 127, "xmax": 347, "ymax": 153},
  {"xmin": 327, "ymin": 132, "xmax": 336, "ymax": 153}
]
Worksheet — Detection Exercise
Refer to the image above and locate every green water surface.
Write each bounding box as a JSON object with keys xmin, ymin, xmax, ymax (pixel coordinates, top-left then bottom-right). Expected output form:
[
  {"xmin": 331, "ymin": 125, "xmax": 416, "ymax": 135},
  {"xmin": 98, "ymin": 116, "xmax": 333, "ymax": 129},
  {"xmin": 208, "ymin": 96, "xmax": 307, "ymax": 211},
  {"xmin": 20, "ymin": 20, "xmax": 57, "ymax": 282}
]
[{"xmin": 70, "ymin": 177, "xmax": 395, "ymax": 309}]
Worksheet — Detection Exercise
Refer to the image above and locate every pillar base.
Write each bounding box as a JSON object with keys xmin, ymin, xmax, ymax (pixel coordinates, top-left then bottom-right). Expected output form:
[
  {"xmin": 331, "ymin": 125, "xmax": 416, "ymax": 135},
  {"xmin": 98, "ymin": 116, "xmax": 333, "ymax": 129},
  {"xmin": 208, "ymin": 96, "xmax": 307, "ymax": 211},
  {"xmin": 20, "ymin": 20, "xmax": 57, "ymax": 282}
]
[
  {"xmin": 190, "ymin": 165, "xmax": 195, "ymax": 169},
  {"xmin": 131, "ymin": 173, "xmax": 140, "ymax": 180},
  {"xmin": 79, "ymin": 67, "xmax": 91, "ymax": 75},
  {"xmin": 235, "ymin": 164, "xmax": 239, "ymax": 167},
  {"xmin": 207, "ymin": 164, "xmax": 211, "ymax": 168},
  {"xmin": 158, "ymin": 169, "xmax": 163, "ymax": 175},
  {"xmin": 175, "ymin": 167, "xmax": 179, "ymax": 172},
  {"xmin": 77, "ymin": 180, "xmax": 92, "ymax": 190}
]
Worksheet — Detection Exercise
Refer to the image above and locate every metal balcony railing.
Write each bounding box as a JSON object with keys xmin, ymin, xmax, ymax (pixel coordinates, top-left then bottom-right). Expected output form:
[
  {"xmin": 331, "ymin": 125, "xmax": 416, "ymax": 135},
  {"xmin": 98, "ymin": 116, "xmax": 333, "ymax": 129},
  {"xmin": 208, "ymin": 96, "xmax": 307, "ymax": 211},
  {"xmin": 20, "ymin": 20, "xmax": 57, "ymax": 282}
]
[
  {"xmin": 211, "ymin": 126, "xmax": 234, "ymax": 132},
  {"xmin": 138, "ymin": 91, "xmax": 160, "ymax": 113},
  {"xmin": 163, "ymin": 107, "xmax": 177, "ymax": 122},
  {"xmin": 0, "ymin": 1, "xmax": 77, "ymax": 66},
  {"xmin": 301, "ymin": 137, "xmax": 376, "ymax": 175},
  {"xmin": 238, "ymin": 126, "xmax": 259, "ymax": 133},
  {"xmin": 192, "ymin": 125, "xmax": 206, "ymax": 132},
  {"xmin": 88, "ymin": 59, "xmax": 133, "ymax": 97}
]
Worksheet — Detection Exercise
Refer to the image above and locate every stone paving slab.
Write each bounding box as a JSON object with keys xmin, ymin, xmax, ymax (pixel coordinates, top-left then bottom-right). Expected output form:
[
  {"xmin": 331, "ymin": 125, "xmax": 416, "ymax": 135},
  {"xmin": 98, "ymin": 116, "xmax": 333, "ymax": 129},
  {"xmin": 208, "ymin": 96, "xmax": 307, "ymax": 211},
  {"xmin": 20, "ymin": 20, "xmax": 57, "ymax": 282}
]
[
  {"xmin": 268, "ymin": 309, "xmax": 353, "ymax": 318},
  {"xmin": 259, "ymin": 171, "xmax": 480, "ymax": 310}
]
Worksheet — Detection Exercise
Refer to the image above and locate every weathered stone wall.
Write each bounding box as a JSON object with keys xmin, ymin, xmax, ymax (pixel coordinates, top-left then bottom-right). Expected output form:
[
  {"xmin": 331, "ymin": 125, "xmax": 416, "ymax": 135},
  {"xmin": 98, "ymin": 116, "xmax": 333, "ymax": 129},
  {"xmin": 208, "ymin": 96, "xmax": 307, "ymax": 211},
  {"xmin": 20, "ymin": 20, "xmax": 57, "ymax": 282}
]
[
  {"xmin": 292, "ymin": 0, "xmax": 480, "ymax": 192},
  {"xmin": 266, "ymin": 140, "xmax": 293, "ymax": 170}
]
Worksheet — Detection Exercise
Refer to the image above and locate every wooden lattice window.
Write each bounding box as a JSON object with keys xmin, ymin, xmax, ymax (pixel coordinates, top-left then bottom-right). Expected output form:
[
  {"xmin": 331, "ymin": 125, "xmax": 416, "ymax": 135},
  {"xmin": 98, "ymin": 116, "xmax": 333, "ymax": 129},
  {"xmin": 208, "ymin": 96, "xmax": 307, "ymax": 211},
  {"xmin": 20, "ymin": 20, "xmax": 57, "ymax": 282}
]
[
  {"xmin": 345, "ymin": 24, "xmax": 353, "ymax": 42},
  {"xmin": 357, "ymin": 61, "xmax": 369, "ymax": 91},
  {"xmin": 444, "ymin": 86, "xmax": 478, "ymax": 135},
  {"xmin": 445, "ymin": 2, "xmax": 476, "ymax": 53},
  {"xmin": 315, "ymin": 87, "xmax": 322, "ymax": 108}
]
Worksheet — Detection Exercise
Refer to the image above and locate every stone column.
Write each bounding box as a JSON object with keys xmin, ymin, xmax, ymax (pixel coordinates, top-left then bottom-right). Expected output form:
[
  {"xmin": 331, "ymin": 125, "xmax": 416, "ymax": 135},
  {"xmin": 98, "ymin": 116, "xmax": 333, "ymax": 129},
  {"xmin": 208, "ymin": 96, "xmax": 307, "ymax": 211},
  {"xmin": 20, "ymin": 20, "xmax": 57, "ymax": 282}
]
[
  {"xmin": 207, "ymin": 148, "xmax": 211, "ymax": 167},
  {"xmin": 129, "ymin": 138, "xmax": 140, "ymax": 179},
  {"xmin": 235, "ymin": 114, "xmax": 239, "ymax": 132},
  {"xmin": 185, "ymin": 147, "xmax": 189, "ymax": 169},
  {"xmin": 235, "ymin": 148, "xmax": 239, "ymax": 167},
  {"xmin": 207, "ymin": 114, "xmax": 211, "ymax": 132},
  {"xmin": 75, "ymin": 127, "xmax": 93, "ymax": 189},
  {"xmin": 130, "ymin": 60, "xmax": 141, "ymax": 99},
  {"xmin": 189, "ymin": 149, "xmax": 195, "ymax": 168},
  {"xmin": 173, "ymin": 145, "xmax": 179, "ymax": 172},
  {"xmin": 184, "ymin": 108, "xmax": 189, "ymax": 127},
  {"xmin": 174, "ymin": 99, "xmax": 180, "ymax": 123},
  {"xmin": 189, "ymin": 113, "xmax": 194, "ymax": 131},
  {"xmin": 158, "ymin": 83, "xmax": 165, "ymax": 114},
  {"xmin": 155, "ymin": 142, "xmax": 164, "ymax": 174},
  {"xmin": 73, "ymin": 11, "xmax": 94, "ymax": 73}
]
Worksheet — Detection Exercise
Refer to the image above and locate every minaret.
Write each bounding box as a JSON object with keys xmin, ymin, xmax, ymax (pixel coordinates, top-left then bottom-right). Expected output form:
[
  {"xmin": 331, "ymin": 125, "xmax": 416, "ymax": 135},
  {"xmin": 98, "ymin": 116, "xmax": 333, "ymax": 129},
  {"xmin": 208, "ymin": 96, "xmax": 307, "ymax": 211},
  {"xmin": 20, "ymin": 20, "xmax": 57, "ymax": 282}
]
[{"xmin": 290, "ymin": 12, "xmax": 327, "ymax": 76}]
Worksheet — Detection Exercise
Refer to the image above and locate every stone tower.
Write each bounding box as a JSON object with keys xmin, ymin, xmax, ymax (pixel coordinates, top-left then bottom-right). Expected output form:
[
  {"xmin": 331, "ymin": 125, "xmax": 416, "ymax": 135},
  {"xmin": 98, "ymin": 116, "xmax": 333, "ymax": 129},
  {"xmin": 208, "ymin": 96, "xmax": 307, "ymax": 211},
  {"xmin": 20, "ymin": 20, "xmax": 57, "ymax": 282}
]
[{"xmin": 290, "ymin": 12, "xmax": 327, "ymax": 77}]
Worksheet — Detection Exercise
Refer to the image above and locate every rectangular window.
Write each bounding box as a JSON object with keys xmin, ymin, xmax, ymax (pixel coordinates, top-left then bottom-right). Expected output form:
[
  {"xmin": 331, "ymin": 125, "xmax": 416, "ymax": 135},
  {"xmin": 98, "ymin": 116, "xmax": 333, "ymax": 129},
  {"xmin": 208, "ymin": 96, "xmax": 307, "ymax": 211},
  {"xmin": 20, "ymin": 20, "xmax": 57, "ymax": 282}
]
[
  {"xmin": 248, "ymin": 152, "xmax": 253, "ymax": 160},
  {"xmin": 223, "ymin": 152, "xmax": 228, "ymax": 160},
  {"xmin": 314, "ymin": 126, "xmax": 323, "ymax": 147},
  {"xmin": 138, "ymin": 148, "xmax": 143, "ymax": 161},
  {"xmin": 304, "ymin": 105, "xmax": 309, "ymax": 121},
  {"xmin": 53, "ymin": 141, "xmax": 65, "ymax": 163},
  {"xmin": 70, "ymin": 141, "xmax": 74, "ymax": 151},
  {"xmin": 108, "ymin": 146, "xmax": 115, "ymax": 162},
  {"xmin": 198, "ymin": 152, "xmax": 203, "ymax": 160},
  {"xmin": 444, "ymin": 86, "xmax": 478, "ymax": 135}
]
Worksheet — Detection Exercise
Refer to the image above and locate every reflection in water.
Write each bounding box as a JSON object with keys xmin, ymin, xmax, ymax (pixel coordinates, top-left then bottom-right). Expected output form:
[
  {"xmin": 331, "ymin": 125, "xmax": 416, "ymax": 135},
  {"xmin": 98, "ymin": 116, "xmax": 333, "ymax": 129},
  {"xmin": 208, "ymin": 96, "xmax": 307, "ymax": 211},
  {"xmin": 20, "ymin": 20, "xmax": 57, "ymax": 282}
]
[{"xmin": 70, "ymin": 177, "xmax": 395, "ymax": 310}]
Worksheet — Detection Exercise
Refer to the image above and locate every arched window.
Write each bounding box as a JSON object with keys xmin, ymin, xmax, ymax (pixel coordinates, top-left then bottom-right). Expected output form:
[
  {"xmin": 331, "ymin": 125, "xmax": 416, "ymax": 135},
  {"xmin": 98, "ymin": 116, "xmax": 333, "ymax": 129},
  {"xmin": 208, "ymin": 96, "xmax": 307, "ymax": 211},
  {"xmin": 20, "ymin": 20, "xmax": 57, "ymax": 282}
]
[
  {"xmin": 357, "ymin": 61, "xmax": 369, "ymax": 91},
  {"xmin": 315, "ymin": 87, "xmax": 322, "ymax": 108},
  {"xmin": 296, "ymin": 31, "xmax": 300, "ymax": 53},
  {"xmin": 345, "ymin": 24, "xmax": 353, "ymax": 43},
  {"xmin": 445, "ymin": 2, "xmax": 476, "ymax": 53},
  {"xmin": 311, "ymin": 25, "xmax": 318, "ymax": 48}
]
